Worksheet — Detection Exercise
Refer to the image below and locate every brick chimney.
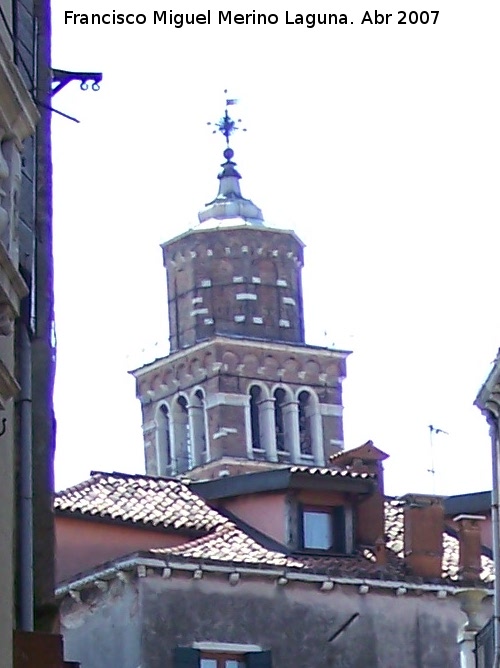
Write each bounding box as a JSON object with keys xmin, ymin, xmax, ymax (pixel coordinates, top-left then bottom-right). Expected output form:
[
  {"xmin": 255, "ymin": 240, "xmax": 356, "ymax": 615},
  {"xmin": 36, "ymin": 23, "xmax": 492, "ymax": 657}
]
[
  {"xmin": 336, "ymin": 442, "xmax": 387, "ymax": 550},
  {"xmin": 403, "ymin": 494, "xmax": 444, "ymax": 579},
  {"xmin": 453, "ymin": 514, "xmax": 485, "ymax": 582},
  {"xmin": 356, "ymin": 486, "xmax": 386, "ymax": 550}
]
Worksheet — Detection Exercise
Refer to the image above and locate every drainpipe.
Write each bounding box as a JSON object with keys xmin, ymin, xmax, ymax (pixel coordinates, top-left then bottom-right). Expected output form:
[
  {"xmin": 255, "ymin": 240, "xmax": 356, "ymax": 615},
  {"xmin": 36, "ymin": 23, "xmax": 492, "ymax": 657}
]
[
  {"xmin": 18, "ymin": 321, "xmax": 33, "ymax": 631},
  {"xmin": 487, "ymin": 412, "xmax": 500, "ymax": 667}
]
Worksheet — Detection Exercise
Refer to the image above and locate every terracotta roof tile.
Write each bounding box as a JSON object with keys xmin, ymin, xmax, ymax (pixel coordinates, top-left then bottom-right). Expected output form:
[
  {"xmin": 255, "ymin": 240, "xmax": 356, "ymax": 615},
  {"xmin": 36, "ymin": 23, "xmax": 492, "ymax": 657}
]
[
  {"xmin": 289, "ymin": 465, "xmax": 375, "ymax": 479},
  {"xmin": 55, "ymin": 471, "xmax": 229, "ymax": 533},
  {"xmin": 55, "ymin": 472, "xmax": 494, "ymax": 585},
  {"xmin": 329, "ymin": 441, "xmax": 388, "ymax": 463},
  {"xmin": 384, "ymin": 499, "xmax": 494, "ymax": 583},
  {"xmin": 153, "ymin": 526, "xmax": 304, "ymax": 568}
]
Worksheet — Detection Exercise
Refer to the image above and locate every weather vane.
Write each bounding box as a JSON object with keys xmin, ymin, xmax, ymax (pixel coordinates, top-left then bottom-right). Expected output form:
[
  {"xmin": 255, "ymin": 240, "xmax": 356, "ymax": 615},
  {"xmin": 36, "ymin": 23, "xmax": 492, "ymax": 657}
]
[{"xmin": 207, "ymin": 90, "xmax": 246, "ymax": 146}]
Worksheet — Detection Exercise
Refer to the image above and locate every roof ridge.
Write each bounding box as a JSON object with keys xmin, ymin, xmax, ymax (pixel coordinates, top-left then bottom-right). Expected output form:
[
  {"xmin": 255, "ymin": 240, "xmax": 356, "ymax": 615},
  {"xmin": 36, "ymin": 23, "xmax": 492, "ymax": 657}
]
[
  {"xmin": 55, "ymin": 472, "xmax": 231, "ymax": 534},
  {"xmin": 89, "ymin": 470, "xmax": 189, "ymax": 483}
]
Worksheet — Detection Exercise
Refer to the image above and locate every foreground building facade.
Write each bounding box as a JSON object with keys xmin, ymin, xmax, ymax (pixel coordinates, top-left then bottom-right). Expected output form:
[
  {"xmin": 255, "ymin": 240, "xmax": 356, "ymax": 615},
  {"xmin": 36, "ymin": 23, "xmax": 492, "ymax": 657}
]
[
  {"xmin": 55, "ymin": 111, "xmax": 493, "ymax": 668},
  {"xmin": 0, "ymin": 1, "xmax": 71, "ymax": 666},
  {"xmin": 474, "ymin": 357, "xmax": 500, "ymax": 666}
]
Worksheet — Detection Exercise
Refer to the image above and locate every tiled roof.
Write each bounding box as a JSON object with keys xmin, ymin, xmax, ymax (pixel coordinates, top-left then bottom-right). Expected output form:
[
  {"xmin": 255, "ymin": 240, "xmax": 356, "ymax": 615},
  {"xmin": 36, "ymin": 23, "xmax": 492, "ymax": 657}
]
[
  {"xmin": 55, "ymin": 472, "xmax": 494, "ymax": 585},
  {"xmin": 55, "ymin": 471, "xmax": 229, "ymax": 533},
  {"xmin": 155, "ymin": 497, "xmax": 494, "ymax": 583},
  {"xmin": 289, "ymin": 465, "xmax": 374, "ymax": 479},
  {"xmin": 153, "ymin": 526, "xmax": 304, "ymax": 568},
  {"xmin": 384, "ymin": 499, "xmax": 494, "ymax": 583},
  {"xmin": 151, "ymin": 527, "xmax": 403, "ymax": 578},
  {"xmin": 330, "ymin": 441, "xmax": 388, "ymax": 460},
  {"xmin": 385, "ymin": 498, "xmax": 405, "ymax": 556}
]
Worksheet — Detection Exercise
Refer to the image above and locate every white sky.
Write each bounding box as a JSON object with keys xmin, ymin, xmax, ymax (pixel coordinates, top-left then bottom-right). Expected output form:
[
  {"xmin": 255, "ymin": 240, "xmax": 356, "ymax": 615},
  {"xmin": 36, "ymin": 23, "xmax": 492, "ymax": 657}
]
[{"xmin": 51, "ymin": 0, "xmax": 500, "ymax": 496}]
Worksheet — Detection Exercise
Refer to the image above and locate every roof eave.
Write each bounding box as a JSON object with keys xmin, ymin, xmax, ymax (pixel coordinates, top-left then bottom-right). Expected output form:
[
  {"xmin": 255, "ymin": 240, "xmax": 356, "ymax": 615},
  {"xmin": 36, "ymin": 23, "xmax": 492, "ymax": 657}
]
[
  {"xmin": 193, "ymin": 467, "xmax": 374, "ymax": 500},
  {"xmin": 474, "ymin": 355, "xmax": 500, "ymax": 416},
  {"xmin": 54, "ymin": 507, "xmax": 208, "ymax": 538}
]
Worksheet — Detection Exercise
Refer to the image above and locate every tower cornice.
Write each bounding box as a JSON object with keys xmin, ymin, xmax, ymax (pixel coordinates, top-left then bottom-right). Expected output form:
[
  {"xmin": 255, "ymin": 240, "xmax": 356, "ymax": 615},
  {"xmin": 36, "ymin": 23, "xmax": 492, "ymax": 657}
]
[
  {"xmin": 160, "ymin": 223, "xmax": 305, "ymax": 253},
  {"xmin": 129, "ymin": 335, "xmax": 351, "ymax": 380}
]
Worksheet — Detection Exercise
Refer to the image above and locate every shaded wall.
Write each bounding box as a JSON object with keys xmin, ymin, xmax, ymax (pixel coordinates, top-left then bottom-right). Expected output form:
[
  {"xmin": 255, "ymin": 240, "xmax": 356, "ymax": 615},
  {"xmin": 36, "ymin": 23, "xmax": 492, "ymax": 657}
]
[
  {"xmin": 56, "ymin": 516, "xmax": 187, "ymax": 583},
  {"xmin": 61, "ymin": 581, "xmax": 141, "ymax": 668},
  {"xmin": 59, "ymin": 573, "xmax": 493, "ymax": 668},
  {"xmin": 221, "ymin": 493, "xmax": 288, "ymax": 544},
  {"xmin": 141, "ymin": 575, "xmax": 472, "ymax": 668}
]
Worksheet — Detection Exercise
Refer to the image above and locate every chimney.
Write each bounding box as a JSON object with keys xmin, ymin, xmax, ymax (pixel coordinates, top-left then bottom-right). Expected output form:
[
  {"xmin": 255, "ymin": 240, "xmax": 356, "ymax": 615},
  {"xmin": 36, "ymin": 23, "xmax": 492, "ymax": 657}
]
[
  {"xmin": 374, "ymin": 536, "xmax": 386, "ymax": 565},
  {"xmin": 333, "ymin": 442, "xmax": 388, "ymax": 549},
  {"xmin": 453, "ymin": 514, "xmax": 486, "ymax": 582},
  {"xmin": 356, "ymin": 485, "xmax": 385, "ymax": 549},
  {"xmin": 403, "ymin": 494, "xmax": 444, "ymax": 579}
]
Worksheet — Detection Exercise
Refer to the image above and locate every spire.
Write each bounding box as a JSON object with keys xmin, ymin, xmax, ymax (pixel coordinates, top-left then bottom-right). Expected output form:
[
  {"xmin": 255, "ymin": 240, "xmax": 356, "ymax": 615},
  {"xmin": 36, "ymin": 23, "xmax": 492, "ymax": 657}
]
[{"xmin": 197, "ymin": 95, "xmax": 264, "ymax": 228}]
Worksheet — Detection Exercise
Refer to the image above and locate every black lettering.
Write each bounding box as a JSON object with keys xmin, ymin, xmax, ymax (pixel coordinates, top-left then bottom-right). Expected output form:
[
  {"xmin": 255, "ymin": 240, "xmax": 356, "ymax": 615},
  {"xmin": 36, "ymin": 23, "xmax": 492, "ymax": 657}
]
[
  {"xmin": 154, "ymin": 10, "xmax": 167, "ymax": 24},
  {"xmin": 362, "ymin": 10, "xmax": 391, "ymax": 24}
]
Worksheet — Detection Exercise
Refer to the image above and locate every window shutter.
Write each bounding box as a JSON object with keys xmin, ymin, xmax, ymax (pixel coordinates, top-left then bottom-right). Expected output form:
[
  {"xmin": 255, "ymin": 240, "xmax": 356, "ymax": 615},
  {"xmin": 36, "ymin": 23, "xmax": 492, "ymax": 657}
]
[
  {"xmin": 333, "ymin": 506, "xmax": 346, "ymax": 553},
  {"xmin": 245, "ymin": 650, "xmax": 273, "ymax": 667},
  {"xmin": 172, "ymin": 647, "xmax": 200, "ymax": 667}
]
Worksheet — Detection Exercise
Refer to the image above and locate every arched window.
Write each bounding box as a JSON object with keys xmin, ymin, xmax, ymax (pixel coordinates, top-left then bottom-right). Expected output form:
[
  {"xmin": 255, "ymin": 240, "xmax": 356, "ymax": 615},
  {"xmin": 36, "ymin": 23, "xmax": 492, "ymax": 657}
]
[
  {"xmin": 173, "ymin": 395, "xmax": 191, "ymax": 472},
  {"xmin": 274, "ymin": 388, "xmax": 288, "ymax": 453},
  {"xmin": 250, "ymin": 386, "xmax": 262, "ymax": 450},
  {"xmin": 157, "ymin": 404, "xmax": 172, "ymax": 474},
  {"xmin": 190, "ymin": 389, "xmax": 207, "ymax": 466},
  {"xmin": 298, "ymin": 391, "xmax": 313, "ymax": 456}
]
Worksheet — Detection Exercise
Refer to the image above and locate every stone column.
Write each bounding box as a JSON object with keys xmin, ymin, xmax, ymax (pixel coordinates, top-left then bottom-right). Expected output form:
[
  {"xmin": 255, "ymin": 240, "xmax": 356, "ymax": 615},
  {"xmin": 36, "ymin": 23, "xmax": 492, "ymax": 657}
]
[
  {"xmin": 188, "ymin": 402, "xmax": 205, "ymax": 467},
  {"xmin": 3, "ymin": 139, "xmax": 21, "ymax": 266},
  {"xmin": 243, "ymin": 396, "xmax": 253, "ymax": 458},
  {"xmin": 282, "ymin": 400, "xmax": 300, "ymax": 462},
  {"xmin": 0, "ymin": 129, "xmax": 9, "ymax": 247},
  {"xmin": 259, "ymin": 397, "xmax": 277, "ymax": 462},
  {"xmin": 171, "ymin": 407, "xmax": 190, "ymax": 472},
  {"xmin": 309, "ymin": 406, "xmax": 324, "ymax": 465},
  {"xmin": 456, "ymin": 588, "xmax": 488, "ymax": 668},
  {"xmin": 142, "ymin": 422, "xmax": 158, "ymax": 475}
]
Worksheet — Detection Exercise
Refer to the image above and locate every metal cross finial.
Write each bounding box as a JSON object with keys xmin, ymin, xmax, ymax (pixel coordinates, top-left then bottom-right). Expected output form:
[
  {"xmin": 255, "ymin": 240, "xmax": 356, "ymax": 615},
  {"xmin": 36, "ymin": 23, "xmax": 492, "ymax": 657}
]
[{"xmin": 207, "ymin": 90, "xmax": 246, "ymax": 146}]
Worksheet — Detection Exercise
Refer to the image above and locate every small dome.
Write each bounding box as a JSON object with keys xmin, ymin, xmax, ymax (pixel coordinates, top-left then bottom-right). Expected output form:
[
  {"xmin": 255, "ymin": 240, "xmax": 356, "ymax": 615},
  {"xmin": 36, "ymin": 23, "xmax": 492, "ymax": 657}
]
[{"xmin": 197, "ymin": 149, "xmax": 264, "ymax": 228}]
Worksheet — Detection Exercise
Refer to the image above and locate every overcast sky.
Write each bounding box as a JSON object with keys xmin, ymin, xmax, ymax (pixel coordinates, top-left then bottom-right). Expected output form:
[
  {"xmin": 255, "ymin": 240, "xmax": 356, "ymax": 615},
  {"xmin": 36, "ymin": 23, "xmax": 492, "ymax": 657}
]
[{"xmin": 51, "ymin": 0, "xmax": 500, "ymax": 496}]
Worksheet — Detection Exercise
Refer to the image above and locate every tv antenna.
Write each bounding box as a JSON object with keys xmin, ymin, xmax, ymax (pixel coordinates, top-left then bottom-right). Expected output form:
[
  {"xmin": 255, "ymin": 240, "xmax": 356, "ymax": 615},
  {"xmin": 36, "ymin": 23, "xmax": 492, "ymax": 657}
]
[{"xmin": 427, "ymin": 424, "xmax": 449, "ymax": 493}]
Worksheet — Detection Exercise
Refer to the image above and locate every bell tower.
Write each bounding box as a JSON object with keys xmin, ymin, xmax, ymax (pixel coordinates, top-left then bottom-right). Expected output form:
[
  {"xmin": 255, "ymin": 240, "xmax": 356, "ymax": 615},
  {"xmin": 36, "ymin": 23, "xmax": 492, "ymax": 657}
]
[
  {"xmin": 164, "ymin": 155, "xmax": 306, "ymax": 350},
  {"xmin": 132, "ymin": 100, "xmax": 348, "ymax": 477}
]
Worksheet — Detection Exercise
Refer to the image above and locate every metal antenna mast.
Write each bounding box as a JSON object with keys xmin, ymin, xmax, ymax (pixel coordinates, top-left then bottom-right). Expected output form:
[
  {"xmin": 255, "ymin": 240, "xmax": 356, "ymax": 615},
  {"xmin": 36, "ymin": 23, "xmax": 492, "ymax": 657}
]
[{"xmin": 427, "ymin": 424, "xmax": 449, "ymax": 493}]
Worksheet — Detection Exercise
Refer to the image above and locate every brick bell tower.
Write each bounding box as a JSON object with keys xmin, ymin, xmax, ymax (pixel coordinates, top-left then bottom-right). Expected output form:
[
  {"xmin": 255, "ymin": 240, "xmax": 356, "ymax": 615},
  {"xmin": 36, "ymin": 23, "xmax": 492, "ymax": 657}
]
[{"xmin": 132, "ymin": 103, "xmax": 348, "ymax": 477}]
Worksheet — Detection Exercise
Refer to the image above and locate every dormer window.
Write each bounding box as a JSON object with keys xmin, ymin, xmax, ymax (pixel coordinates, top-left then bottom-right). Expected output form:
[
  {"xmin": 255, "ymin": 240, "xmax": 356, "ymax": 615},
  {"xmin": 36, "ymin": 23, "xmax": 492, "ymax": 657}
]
[{"xmin": 299, "ymin": 505, "xmax": 351, "ymax": 553}]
